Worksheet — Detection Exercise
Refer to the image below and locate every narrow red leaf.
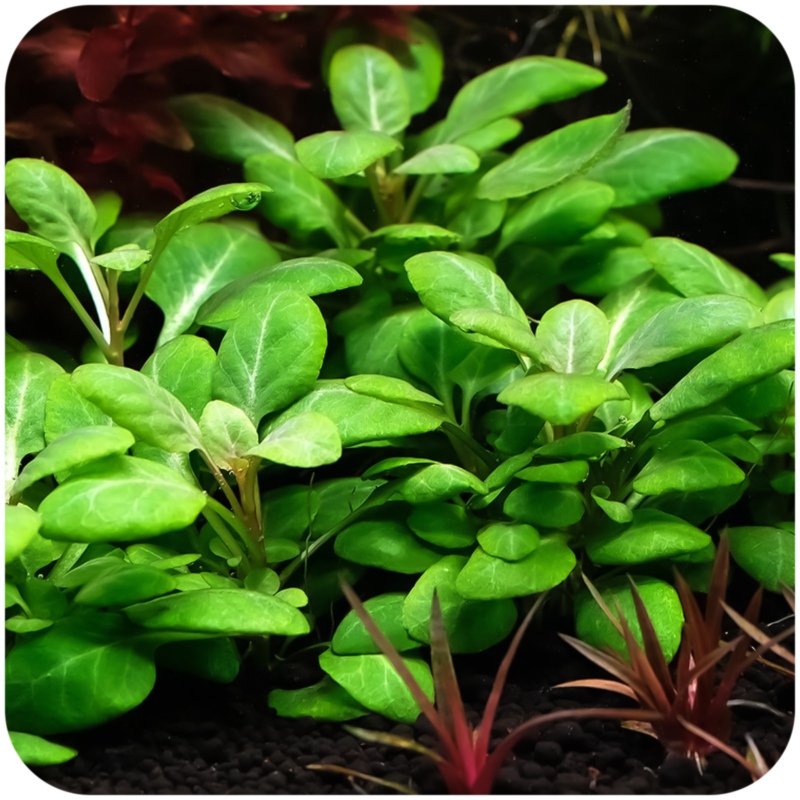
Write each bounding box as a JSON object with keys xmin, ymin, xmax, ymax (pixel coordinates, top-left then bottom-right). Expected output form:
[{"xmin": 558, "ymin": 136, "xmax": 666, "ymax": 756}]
[
  {"xmin": 76, "ymin": 24, "xmax": 135, "ymax": 102},
  {"xmin": 17, "ymin": 26, "xmax": 89, "ymax": 78},
  {"xmin": 628, "ymin": 578, "xmax": 676, "ymax": 698}
]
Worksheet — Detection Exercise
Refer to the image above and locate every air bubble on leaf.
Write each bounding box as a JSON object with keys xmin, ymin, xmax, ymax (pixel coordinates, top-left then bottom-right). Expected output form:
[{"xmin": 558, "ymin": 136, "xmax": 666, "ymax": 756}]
[{"xmin": 230, "ymin": 192, "xmax": 261, "ymax": 211}]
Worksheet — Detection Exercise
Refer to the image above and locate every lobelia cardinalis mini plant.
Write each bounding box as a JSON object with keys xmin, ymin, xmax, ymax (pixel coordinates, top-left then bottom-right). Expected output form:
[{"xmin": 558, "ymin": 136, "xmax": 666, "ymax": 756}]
[{"xmin": 556, "ymin": 535, "xmax": 794, "ymax": 777}]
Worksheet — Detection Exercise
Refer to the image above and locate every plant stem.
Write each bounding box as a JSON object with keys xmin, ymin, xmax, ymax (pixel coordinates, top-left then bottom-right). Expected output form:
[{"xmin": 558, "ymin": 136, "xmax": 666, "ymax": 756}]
[
  {"xmin": 205, "ymin": 496, "xmax": 261, "ymax": 563},
  {"xmin": 104, "ymin": 270, "xmax": 125, "ymax": 366},
  {"xmin": 69, "ymin": 243, "xmax": 111, "ymax": 343},
  {"xmin": 365, "ymin": 164, "xmax": 392, "ymax": 226},
  {"xmin": 201, "ymin": 506, "xmax": 251, "ymax": 575},
  {"xmin": 345, "ymin": 209, "xmax": 371, "ymax": 240},
  {"xmin": 47, "ymin": 267, "xmax": 109, "ymax": 355},
  {"xmin": 400, "ymin": 175, "xmax": 432, "ymax": 224},
  {"xmin": 441, "ymin": 421, "xmax": 497, "ymax": 475},
  {"xmin": 120, "ymin": 239, "xmax": 166, "ymax": 331},
  {"xmin": 199, "ymin": 451, "xmax": 246, "ymax": 520}
]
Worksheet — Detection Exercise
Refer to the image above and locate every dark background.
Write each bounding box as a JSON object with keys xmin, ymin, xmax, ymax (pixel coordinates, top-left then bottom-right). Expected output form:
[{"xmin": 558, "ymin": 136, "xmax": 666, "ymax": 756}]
[{"xmin": 5, "ymin": 5, "xmax": 795, "ymax": 362}]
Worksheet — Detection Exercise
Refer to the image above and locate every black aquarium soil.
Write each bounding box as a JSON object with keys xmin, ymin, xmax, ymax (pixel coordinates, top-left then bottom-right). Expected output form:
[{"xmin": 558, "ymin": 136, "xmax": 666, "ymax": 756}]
[{"xmin": 29, "ymin": 631, "xmax": 793, "ymax": 795}]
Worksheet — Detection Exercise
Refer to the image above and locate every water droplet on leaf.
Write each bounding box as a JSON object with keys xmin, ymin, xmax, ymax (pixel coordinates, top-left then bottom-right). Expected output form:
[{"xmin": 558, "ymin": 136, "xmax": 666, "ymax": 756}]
[{"xmin": 230, "ymin": 192, "xmax": 261, "ymax": 211}]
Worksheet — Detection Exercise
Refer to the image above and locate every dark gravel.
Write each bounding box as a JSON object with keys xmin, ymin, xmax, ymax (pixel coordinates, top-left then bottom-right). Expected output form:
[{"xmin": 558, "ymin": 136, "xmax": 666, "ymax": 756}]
[{"xmin": 29, "ymin": 632, "xmax": 793, "ymax": 795}]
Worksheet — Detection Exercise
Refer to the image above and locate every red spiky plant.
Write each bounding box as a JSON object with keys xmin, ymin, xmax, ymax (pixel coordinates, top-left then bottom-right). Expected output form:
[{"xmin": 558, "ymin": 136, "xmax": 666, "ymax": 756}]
[
  {"xmin": 328, "ymin": 583, "xmax": 661, "ymax": 794},
  {"xmin": 556, "ymin": 536, "xmax": 793, "ymax": 776}
]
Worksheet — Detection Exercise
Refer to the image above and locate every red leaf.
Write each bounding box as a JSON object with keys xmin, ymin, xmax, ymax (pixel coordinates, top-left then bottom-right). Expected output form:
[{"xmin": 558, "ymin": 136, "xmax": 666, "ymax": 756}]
[
  {"xmin": 198, "ymin": 38, "xmax": 310, "ymax": 87},
  {"xmin": 126, "ymin": 9, "xmax": 199, "ymax": 75},
  {"xmin": 140, "ymin": 164, "xmax": 185, "ymax": 200},
  {"xmin": 77, "ymin": 24, "xmax": 135, "ymax": 102},
  {"xmin": 17, "ymin": 26, "xmax": 89, "ymax": 78}
]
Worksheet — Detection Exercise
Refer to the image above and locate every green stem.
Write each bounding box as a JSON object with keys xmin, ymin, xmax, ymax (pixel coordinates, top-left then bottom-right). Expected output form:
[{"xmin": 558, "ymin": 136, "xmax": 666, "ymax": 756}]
[
  {"xmin": 400, "ymin": 175, "xmax": 432, "ymax": 224},
  {"xmin": 104, "ymin": 270, "xmax": 125, "ymax": 366},
  {"xmin": 201, "ymin": 506, "xmax": 251, "ymax": 575},
  {"xmin": 120, "ymin": 238, "xmax": 167, "ymax": 331},
  {"xmin": 460, "ymin": 391, "xmax": 473, "ymax": 436},
  {"xmin": 68, "ymin": 244, "xmax": 111, "ymax": 343},
  {"xmin": 47, "ymin": 267, "xmax": 109, "ymax": 355},
  {"xmin": 345, "ymin": 209, "xmax": 371, "ymax": 240},
  {"xmin": 440, "ymin": 421, "xmax": 498, "ymax": 474},
  {"xmin": 205, "ymin": 496, "xmax": 259, "ymax": 558},
  {"xmin": 199, "ymin": 451, "xmax": 246, "ymax": 520},
  {"xmin": 365, "ymin": 164, "xmax": 392, "ymax": 227}
]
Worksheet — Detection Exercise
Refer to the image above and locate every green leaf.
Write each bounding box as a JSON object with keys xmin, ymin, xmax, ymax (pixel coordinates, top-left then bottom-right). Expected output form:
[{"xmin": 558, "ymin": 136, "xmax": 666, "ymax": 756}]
[
  {"xmin": 651, "ymin": 320, "xmax": 795, "ymax": 421},
  {"xmin": 394, "ymin": 144, "xmax": 479, "ymax": 175},
  {"xmin": 725, "ymin": 370, "xmax": 794, "ymax": 420},
  {"xmin": 146, "ymin": 222, "xmax": 280, "ymax": 346},
  {"xmin": 590, "ymin": 485, "xmax": 633, "ymax": 523},
  {"xmin": 91, "ymin": 243, "xmax": 151, "ymax": 272},
  {"xmin": 537, "ymin": 299, "xmax": 609, "ymax": 374},
  {"xmin": 586, "ymin": 509, "xmax": 712, "ymax": 565},
  {"xmin": 344, "ymin": 374, "xmax": 443, "ymax": 408},
  {"xmin": 155, "ymin": 637, "xmax": 240, "ymax": 683},
  {"xmin": 9, "ymin": 731, "xmax": 77, "ymax": 766},
  {"xmin": 262, "ymin": 484, "xmax": 319, "ymax": 541},
  {"xmin": 643, "ymin": 237, "xmax": 766, "ymax": 307},
  {"xmin": 728, "ymin": 527, "xmax": 795, "ymax": 592},
  {"xmin": 633, "ymin": 440, "xmax": 745, "ymax": 496},
  {"xmin": 498, "ymin": 180, "xmax": 615, "ymax": 252},
  {"xmin": 333, "ymin": 593, "xmax": 419, "ymax": 655},
  {"xmin": 403, "ymin": 555, "xmax": 518, "ymax": 652},
  {"xmin": 5, "ymin": 613, "xmax": 156, "ymax": 735},
  {"xmin": 407, "ymin": 502, "xmax": 477, "ymax": 549},
  {"xmin": 504, "ymin": 483, "xmax": 585, "ymax": 528},
  {"xmin": 248, "ymin": 412, "xmax": 342, "ymax": 468},
  {"xmin": 153, "ymin": 182, "xmax": 271, "ymax": 252},
  {"xmin": 90, "ymin": 191, "xmax": 123, "ymax": 248},
  {"xmin": 584, "ymin": 128, "xmax": 738, "ymax": 206},
  {"xmin": 72, "ymin": 364, "xmax": 203, "ymax": 453},
  {"xmin": 537, "ymin": 432, "xmax": 629, "ymax": 459},
  {"xmin": 296, "ymin": 130, "xmax": 401, "ymax": 179},
  {"xmin": 449, "ymin": 308, "xmax": 539, "ymax": 359},
  {"xmin": 575, "ymin": 576, "xmax": 684, "ymax": 661},
  {"xmin": 5, "ymin": 230, "xmax": 61, "ymax": 275},
  {"xmin": 477, "ymin": 522, "xmax": 540, "ymax": 561},
  {"xmin": 499, "ymin": 372, "xmax": 628, "ymax": 426},
  {"xmin": 477, "ymin": 104, "xmax": 630, "ymax": 200},
  {"xmin": 39, "ymin": 455, "xmax": 207, "ymax": 542},
  {"xmin": 199, "ymin": 401, "xmax": 259, "ymax": 471},
  {"xmin": 5, "ymin": 504, "xmax": 41, "ymax": 563},
  {"xmin": 362, "ymin": 224, "xmax": 461, "ymax": 272},
  {"xmin": 198, "ymin": 257, "xmax": 362, "ymax": 329},
  {"xmin": 5, "ymin": 158, "xmax": 96, "ymax": 250},
  {"xmin": 447, "ymin": 198, "xmax": 508, "ymax": 244},
  {"xmin": 168, "ymin": 94, "xmax": 296, "ymax": 163},
  {"xmin": 344, "ymin": 306, "xmax": 417, "ymax": 381},
  {"xmin": 44, "ymin": 373, "xmax": 111, "ymax": 444},
  {"xmin": 606, "ymin": 295, "xmax": 763, "ymax": 377},
  {"xmin": 770, "ymin": 253, "xmax": 795, "ymax": 272},
  {"xmin": 763, "ymin": 289, "xmax": 795, "ymax": 324},
  {"xmin": 516, "ymin": 461, "xmax": 590, "ymax": 484},
  {"xmin": 141, "ymin": 335, "xmax": 217, "ymax": 422},
  {"xmin": 329, "ymin": 45, "xmax": 410, "ymax": 135},
  {"xmin": 267, "ymin": 380, "xmax": 442, "ymax": 446},
  {"xmin": 439, "ymin": 56, "xmax": 606, "ymax": 142},
  {"xmin": 269, "ymin": 677, "xmax": 369, "ymax": 721},
  {"xmin": 14, "ymin": 426, "xmax": 135, "ymax": 494},
  {"xmin": 212, "ymin": 290, "xmax": 326, "ymax": 425},
  {"xmin": 405, "ymin": 251, "xmax": 529, "ymax": 344},
  {"xmin": 125, "ymin": 588, "xmax": 310, "ymax": 636},
  {"xmin": 454, "ymin": 117, "xmax": 523, "ymax": 154},
  {"xmin": 335, "ymin": 519, "xmax": 441, "ymax": 573},
  {"xmin": 244, "ymin": 153, "xmax": 349, "ymax": 246},
  {"xmin": 319, "ymin": 648, "xmax": 433, "ymax": 723},
  {"xmin": 75, "ymin": 562, "xmax": 177, "ymax": 606},
  {"xmin": 456, "ymin": 535, "xmax": 577, "ymax": 599},
  {"xmin": 395, "ymin": 462, "xmax": 487, "ymax": 504},
  {"xmin": 6, "ymin": 351, "xmax": 65, "ymax": 497}
]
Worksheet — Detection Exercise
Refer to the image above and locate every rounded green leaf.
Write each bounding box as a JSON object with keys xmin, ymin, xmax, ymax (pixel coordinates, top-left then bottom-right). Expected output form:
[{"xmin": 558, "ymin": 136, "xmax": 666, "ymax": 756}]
[
  {"xmin": 5, "ymin": 230, "xmax": 61, "ymax": 275},
  {"xmin": 5, "ymin": 158, "xmax": 96, "ymax": 249},
  {"xmin": 516, "ymin": 461, "xmax": 590, "ymax": 484},
  {"xmin": 5, "ymin": 504, "xmax": 41, "ymax": 563},
  {"xmin": 477, "ymin": 522, "xmax": 540, "ymax": 561},
  {"xmin": 394, "ymin": 144, "xmax": 479, "ymax": 175},
  {"xmin": 575, "ymin": 576, "xmax": 684, "ymax": 661},
  {"xmin": 499, "ymin": 373, "xmax": 628, "ymax": 426},
  {"xmin": 296, "ymin": 130, "xmax": 401, "ymax": 179},
  {"xmin": 440, "ymin": 56, "xmax": 606, "ymax": 142},
  {"xmin": 5, "ymin": 613, "xmax": 156, "ymax": 735},
  {"xmin": 330, "ymin": 45, "xmax": 411, "ymax": 135},
  {"xmin": 584, "ymin": 128, "xmax": 738, "ymax": 207},
  {"xmin": 124, "ymin": 588, "xmax": 310, "ymax": 637},
  {"xmin": 727, "ymin": 527, "xmax": 795, "ymax": 592},
  {"xmin": 333, "ymin": 593, "xmax": 419, "ymax": 655},
  {"xmin": 212, "ymin": 290, "xmax": 327, "ymax": 425},
  {"xmin": 651, "ymin": 319, "xmax": 795, "ymax": 421},
  {"xmin": 395, "ymin": 463, "xmax": 487, "ymax": 504},
  {"xmin": 449, "ymin": 308, "xmax": 540, "ymax": 359},
  {"xmin": 590, "ymin": 485, "xmax": 633, "ymax": 524},
  {"xmin": 763, "ymin": 289, "xmax": 795, "ymax": 324},
  {"xmin": 633, "ymin": 440, "xmax": 745, "ymax": 496},
  {"xmin": 454, "ymin": 117, "xmax": 523, "ymax": 154},
  {"xmin": 403, "ymin": 555, "xmax": 517, "ymax": 652},
  {"xmin": 536, "ymin": 432, "xmax": 629, "ymax": 459},
  {"xmin": 269, "ymin": 677, "xmax": 368, "ymax": 721},
  {"xmin": 248, "ymin": 412, "xmax": 342, "ymax": 468},
  {"xmin": 91, "ymin": 244, "xmax": 151, "ymax": 272},
  {"xmin": 199, "ymin": 400, "xmax": 259, "ymax": 471},
  {"xmin": 198, "ymin": 257, "xmax": 362, "ymax": 328},
  {"xmin": 75, "ymin": 562, "xmax": 177, "ymax": 606},
  {"xmin": 335, "ymin": 519, "xmax": 441, "ymax": 573},
  {"xmin": 9, "ymin": 731, "xmax": 78, "ymax": 766},
  {"xmin": 344, "ymin": 374, "xmax": 443, "ymax": 407},
  {"xmin": 477, "ymin": 105, "xmax": 630, "ymax": 201},
  {"xmin": 456, "ymin": 535, "xmax": 577, "ymax": 599},
  {"xmin": 262, "ymin": 484, "xmax": 319, "ymax": 541},
  {"xmin": 38, "ymin": 455, "xmax": 207, "ymax": 542},
  {"xmin": 504, "ymin": 483, "xmax": 585, "ymax": 528},
  {"xmin": 72, "ymin": 364, "xmax": 202, "ymax": 453},
  {"xmin": 44, "ymin": 373, "xmax": 111, "ymax": 445},
  {"xmin": 319, "ymin": 648, "xmax": 433, "ymax": 723},
  {"xmin": 407, "ymin": 502, "xmax": 477, "ymax": 549},
  {"xmin": 537, "ymin": 299, "xmax": 609, "ymax": 375},
  {"xmin": 168, "ymin": 94, "xmax": 296, "ymax": 163},
  {"xmin": 586, "ymin": 508, "xmax": 711, "ymax": 565},
  {"xmin": 14, "ymin": 426, "xmax": 135, "ymax": 495}
]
